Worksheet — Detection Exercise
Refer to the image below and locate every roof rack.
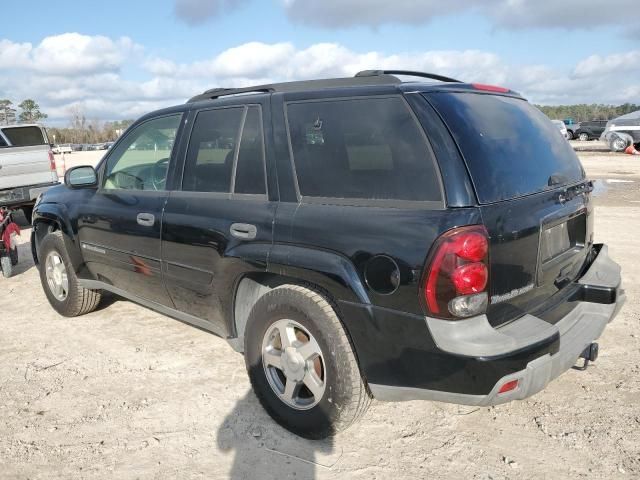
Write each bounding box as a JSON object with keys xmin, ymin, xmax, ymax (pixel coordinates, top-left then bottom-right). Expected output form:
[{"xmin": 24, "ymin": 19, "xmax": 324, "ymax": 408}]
[
  {"xmin": 355, "ymin": 70, "xmax": 462, "ymax": 83},
  {"xmin": 187, "ymin": 69, "xmax": 460, "ymax": 103}
]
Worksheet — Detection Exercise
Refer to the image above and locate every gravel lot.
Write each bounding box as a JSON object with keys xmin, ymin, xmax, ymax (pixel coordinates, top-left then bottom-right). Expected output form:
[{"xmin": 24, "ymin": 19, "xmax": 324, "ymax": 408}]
[{"xmin": 1, "ymin": 148, "xmax": 638, "ymax": 479}]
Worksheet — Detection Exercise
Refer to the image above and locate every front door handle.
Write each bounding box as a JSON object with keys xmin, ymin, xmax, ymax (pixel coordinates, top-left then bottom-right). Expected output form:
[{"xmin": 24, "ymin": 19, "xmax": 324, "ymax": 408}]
[
  {"xmin": 230, "ymin": 223, "xmax": 257, "ymax": 240},
  {"xmin": 137, "ymin": 212, "xmax": 155, "ymax": 227}
]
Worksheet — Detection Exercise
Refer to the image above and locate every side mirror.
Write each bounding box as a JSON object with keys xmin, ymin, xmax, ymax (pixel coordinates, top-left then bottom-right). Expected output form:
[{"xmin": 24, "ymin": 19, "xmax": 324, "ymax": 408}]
[{"xmin": 65, "ymin": 165, "xmax": 98, "ymax": 188}]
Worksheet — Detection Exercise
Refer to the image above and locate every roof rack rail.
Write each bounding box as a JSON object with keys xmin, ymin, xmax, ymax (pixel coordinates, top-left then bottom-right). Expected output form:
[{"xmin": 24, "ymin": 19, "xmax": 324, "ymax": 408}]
[
  {"xmin": 355, "ymin": 70, "xmax": 462, "ymax": 83},
  {"xmin": 188, "ymin": 86, "xmax": 275, "ymax": 103},
  {"xmin": 187, "ymin": 70, "xmax": 459, "ymax": 103}
]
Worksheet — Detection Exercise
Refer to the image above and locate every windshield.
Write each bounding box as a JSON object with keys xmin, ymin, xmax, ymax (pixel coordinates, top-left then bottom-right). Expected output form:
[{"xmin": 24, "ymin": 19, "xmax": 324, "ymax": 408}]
[{"xmin": 426, "ymin": 92, "xmax": 584, "ymax": 203}]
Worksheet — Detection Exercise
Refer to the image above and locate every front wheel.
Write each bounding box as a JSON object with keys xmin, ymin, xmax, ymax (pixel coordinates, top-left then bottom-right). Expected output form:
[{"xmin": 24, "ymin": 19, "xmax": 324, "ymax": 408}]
[
  {"xmin": 578, "ymin": 132, "xmax": 590, "ymax": 141},
  {"xmin": 244, "ymin": 285, "xmax": 371, "ymax": 439},
  {"xmin": 611, "ymin": 137, "xmax": 630, "ymax": 152},
  {"xmin": 38, "ymin": 231, "xmax": 102, "ymax": 316}
]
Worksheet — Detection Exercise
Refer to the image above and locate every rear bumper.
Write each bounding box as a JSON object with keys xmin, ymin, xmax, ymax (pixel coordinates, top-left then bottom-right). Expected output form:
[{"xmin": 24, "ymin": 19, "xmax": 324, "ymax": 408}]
[
  {"xmin": 0, "ymin": 182, "xmax": 59, "ymax": 207},
  {"xmin": 344, "ymin": 244, "xmax": 624, "ymax": 405}
]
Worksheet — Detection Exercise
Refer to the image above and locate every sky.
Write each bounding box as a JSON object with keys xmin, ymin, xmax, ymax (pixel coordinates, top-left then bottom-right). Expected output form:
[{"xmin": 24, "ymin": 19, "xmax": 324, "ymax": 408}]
[{"xmin": 1, "ymin": 0, "xmax": 639, "ymax": 125}]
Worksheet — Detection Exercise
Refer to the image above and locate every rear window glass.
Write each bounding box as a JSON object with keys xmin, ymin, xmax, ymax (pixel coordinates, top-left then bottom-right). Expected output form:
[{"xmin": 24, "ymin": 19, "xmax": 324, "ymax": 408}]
[
  {"xmin": 286, "ymin": 97, "xmax": 441, "ymax": 202},
  {"xmin": 426, "ymin": 93, "xmax": 584, "ymax": 204},
  {"xmin": 1, "ymin": 126, "xmax": 46, "ymax": 147}
]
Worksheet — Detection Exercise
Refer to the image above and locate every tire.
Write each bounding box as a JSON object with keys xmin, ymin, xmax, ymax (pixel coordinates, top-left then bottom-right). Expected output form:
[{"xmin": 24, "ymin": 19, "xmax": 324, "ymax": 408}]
[
  {"xmin": 578, "ymin": 132, "xmax": 590, "ymax": 141},
  {"xmin": 9, "ymin": 246, "xmax": 18, "ymax": 266},
  {"xmin": 611, "ymin": 137, "xmax": 629, "ymax": 152},
  {"xmin": 244, "ymin": 284, "xmax": 371, "ymax": 439},
  {"xmin": 566, "ymin": 130, "xmax": 573, "ymax": 140},
  {"xmin": 1, "ymin": 254, "xmax": 12, "ymax": 278},
  {"xmin": 38, "ymin": 231, "xmax": 101, "ymax": 316},
  {"xmin": 22, "ymin": 206, "xmax": 33, "ymax": 224}
]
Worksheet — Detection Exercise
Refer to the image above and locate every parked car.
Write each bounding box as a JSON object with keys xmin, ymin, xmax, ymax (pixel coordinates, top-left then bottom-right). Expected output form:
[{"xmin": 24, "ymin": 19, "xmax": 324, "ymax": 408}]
[
  {"xmin": 0, "ymin": 124, "xmax": 59, "ymax": 222},
  {"xmin": 574, "ymin": 120, "xmax": 608, "ymax": 141},
  {"xmin": 551, "ymin": 120, "xmax": 569, "ymax": 139},
  {"xmin": 563, "ymin": 119, "xmax": 579, "ymax": 140},
  {"xmin": 601, "ymin": 110, "xmax": 640, "ymax": 152},
  {"xmin": 52, "ymin": 144, "xmax": 72, "ymax": 155},
  {"xmin": 31, "ymin": 70, "xmax": 624, "ymax": 439}
]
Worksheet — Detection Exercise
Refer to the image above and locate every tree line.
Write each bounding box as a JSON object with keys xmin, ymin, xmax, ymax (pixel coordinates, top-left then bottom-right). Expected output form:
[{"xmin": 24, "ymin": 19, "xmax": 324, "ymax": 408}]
[
  {"xmin": 535, "ymin": 103, "xmax": 639, "ymax": 122},
  {"xmin": 2, "ymin": 97, "xmax": 639, "ymax": 144},
  {"xmin": 47, "ymin": 106, "xmax": 134, "ymax": 145},
  {"xmin": 0, "ymin": 99, "xmax": 47, "ymax": 124}
]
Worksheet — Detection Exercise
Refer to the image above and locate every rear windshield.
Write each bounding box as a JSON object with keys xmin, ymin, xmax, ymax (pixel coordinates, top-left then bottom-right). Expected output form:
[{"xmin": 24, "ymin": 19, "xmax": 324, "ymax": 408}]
[
  {"xmin": 426, "ymin": 92, "xmax": 584, "ymax": 204},
  {"xmin": 1, "ymin": 126, "xmax": 47, "ymax": 147},
  {"xmin": 286, "ymin": 96, "xmax": 442, "ymax": 203}
]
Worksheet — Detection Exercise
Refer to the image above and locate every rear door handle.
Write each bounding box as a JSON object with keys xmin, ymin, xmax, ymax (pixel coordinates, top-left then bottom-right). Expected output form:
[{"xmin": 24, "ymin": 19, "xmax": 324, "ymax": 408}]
[
  {"xmin": 137, "ymin": 212, "xmax": 155, "ymax": 227},
  {"xmin": 230, "ymin": 223, "xmax": 257, "ymax": 240}
]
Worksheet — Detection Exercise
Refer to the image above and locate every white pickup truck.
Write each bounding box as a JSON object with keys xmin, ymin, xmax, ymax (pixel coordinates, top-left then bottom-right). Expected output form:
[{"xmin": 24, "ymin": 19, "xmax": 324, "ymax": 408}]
[{"xmin": 0, "ymin": 124, "xmax": 59, "ymax": 222}]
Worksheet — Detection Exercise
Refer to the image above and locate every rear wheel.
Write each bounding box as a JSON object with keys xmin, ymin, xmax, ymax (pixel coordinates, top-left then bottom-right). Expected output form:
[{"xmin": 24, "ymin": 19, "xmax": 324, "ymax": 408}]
[
  {"xmin": 578, "ymin": 132, "xmax": 590, "ymax": 141},
  {"xmin": 38, "ymin": 231, "xmax": 101, "ymax": 316},
  {"xmin": 1, "ymin": 254, "xmax": 12, "ymax": 278},
  {"xmin": 244, "ymin": 284, "xmax": 370, "ymax": 439}
]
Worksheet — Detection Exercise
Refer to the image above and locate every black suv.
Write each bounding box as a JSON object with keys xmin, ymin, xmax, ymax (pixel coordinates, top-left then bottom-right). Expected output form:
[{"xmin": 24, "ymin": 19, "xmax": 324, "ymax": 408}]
[
  {"xmin": 31, "ymin": 70, "xmax": 624, "ymax": 439},
  {"xmin": 575, "ymin": 120, "xmax": 608, "ymax": 141}
]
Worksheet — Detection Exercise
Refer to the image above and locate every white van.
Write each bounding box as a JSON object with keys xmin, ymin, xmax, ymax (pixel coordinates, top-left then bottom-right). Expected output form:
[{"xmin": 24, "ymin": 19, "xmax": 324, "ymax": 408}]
[{"xmin": 0, "ymin": 124, "xmax": 59, "ymax": 222}]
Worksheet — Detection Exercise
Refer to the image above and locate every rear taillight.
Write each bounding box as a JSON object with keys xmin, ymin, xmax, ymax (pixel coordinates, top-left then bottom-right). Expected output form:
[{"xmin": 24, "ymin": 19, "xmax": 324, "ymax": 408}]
[
  {"xmin": 423, "ymin": 225, "xmax": 490, "ymax": 319},
  {"xmin": 48, "ymin": 150, "xmax": 56, "ymax": 171}
]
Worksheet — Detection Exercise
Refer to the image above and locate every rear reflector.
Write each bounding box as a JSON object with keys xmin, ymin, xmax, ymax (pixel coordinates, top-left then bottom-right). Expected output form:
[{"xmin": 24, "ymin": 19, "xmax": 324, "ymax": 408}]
[
  {"xmin": 472, "ymin": 83, "xmax": 510, "ymax": 93},
  {"xmin": 48, "ymin": 150, "xmax": 56, "ymax": 171},
  {"xmin": 498, "ymin": 379, "xmax": 519, "ymax": 394}
]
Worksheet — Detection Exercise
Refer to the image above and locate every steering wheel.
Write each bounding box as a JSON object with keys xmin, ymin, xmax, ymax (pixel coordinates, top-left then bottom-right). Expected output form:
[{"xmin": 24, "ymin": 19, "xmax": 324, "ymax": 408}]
[{"xmin": 150, "ymin": 158, "xmax": 169, "ymax": 190}]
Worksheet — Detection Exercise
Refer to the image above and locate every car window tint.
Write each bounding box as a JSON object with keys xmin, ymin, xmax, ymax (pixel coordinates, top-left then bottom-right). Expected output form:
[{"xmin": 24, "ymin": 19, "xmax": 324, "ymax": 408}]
[
  {"xmin": 286, "ymin": 97, "xmax": 441, "ymax": 202},
  {"xmin": 0, "ymin": 135, "xmax": 7, "ymax": 147},
  {"xmin": 1, "ymin": 126, "xmax": 46, "ymax": 146},
  {"xmin": 234, "ymin": 106, "xmax": 266, "ymax": 195},
  {"xmin": 183, "ymin": 107, "xmax": 244, "ymax": 193},
  {"xmin": 103, "ymin": 114, "xmax": 181, "ymax": 191},
  {"xmin": 427, "ymin": 92, "xmax": 584, "ymax": 203}
]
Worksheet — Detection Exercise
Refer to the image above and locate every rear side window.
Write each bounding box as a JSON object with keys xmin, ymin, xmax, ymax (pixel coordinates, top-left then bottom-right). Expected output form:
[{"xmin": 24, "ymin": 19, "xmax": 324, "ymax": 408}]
[
  {"xmin": 286, "ymin": 97, "xmax": 441, "ymax": 202},
  {"xmin": 1, "ymin": 126, "xmax": 46, "ymax": 147},
  {"xmin": 426, "ymin": 92, "xmax": 584, "ymax": 204}
]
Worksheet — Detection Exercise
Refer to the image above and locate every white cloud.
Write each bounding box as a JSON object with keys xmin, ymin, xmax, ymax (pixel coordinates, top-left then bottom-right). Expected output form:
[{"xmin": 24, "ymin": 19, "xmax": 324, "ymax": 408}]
[
  {"xmin": 1, "ymin": 34, "xmax": 639, "ymax": 125},
  {"xmin": 573, "ymin": 51, "xmax": 640, "ymax": 78}
]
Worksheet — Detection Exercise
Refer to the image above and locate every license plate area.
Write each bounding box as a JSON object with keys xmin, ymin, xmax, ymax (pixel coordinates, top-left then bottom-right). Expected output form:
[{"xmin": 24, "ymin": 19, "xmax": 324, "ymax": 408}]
[{"xmin": 538, "ymin": 212, "xmax": 587, "ymax": 287}]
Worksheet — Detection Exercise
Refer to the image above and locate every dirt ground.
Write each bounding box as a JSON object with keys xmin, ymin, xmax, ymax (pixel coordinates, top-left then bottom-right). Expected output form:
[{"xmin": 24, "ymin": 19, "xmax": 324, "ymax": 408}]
[{"xmin": 1, "ymin": 148, "xmax": 639, "ymax": 479}]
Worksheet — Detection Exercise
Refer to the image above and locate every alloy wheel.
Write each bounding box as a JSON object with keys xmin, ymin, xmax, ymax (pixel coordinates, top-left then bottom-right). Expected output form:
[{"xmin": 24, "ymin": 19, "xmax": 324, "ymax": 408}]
[{"xmin": 261, "ymin": 319, "xmax": 326, "ymax": 410}]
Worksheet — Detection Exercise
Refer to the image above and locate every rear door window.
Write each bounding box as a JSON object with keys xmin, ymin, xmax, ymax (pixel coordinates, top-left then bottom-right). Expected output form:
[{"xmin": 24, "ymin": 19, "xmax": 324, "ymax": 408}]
[
  {"xmin": 426, "ymin": 92, "xmax": 584, "ymax": 204},
  {"xmin": 286, "ymin": 96, "xmax": 442, "ymax": 203},
  {"xmin": 182, "ymin": 107, "xmax": 244, "ymax": 193},
  {"xmin": 1, "ymin": 126, "xmax": 46, "ymax": 147},
  {"xmin": 233, "ymin": 106, "xmax": 267, "ymax": 195}
]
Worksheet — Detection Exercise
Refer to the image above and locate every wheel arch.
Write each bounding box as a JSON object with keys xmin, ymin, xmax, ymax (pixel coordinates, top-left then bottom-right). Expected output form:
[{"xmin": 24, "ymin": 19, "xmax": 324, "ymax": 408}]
[
  {"xmin": 228, "ymin": 246, "xmax": 370, "ymax": 353},
  {"xmin": 31, "ymin": 204, "xmax": 82, "ymax": 270}
]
